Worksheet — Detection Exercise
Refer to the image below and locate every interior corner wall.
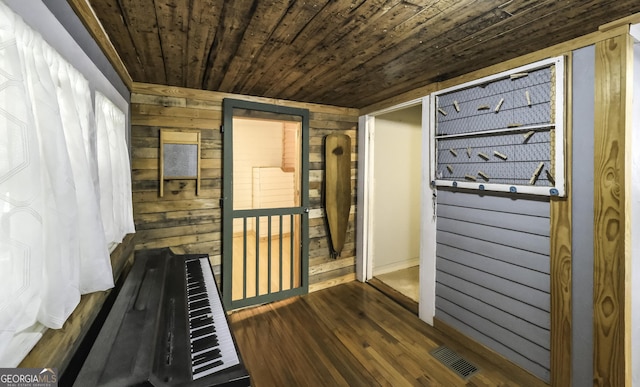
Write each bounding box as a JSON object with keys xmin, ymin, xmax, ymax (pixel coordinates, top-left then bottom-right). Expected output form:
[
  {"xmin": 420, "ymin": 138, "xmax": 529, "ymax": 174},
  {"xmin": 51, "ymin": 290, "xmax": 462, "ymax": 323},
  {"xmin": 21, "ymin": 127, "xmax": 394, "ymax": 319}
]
[
  {"xmin": 131, "ymin": 87, "xmax": 360, "ymax": 292},
  {"xmin": 371, "ymin": 105, "xmax": 422, "ymax": 275},
  {"xmin": 571, "ymin": 44, "xmax": 595, "ymax": 387},
  {"xmin": 631, "ymin": 40, "xmax": 640, "ymax": 387}
]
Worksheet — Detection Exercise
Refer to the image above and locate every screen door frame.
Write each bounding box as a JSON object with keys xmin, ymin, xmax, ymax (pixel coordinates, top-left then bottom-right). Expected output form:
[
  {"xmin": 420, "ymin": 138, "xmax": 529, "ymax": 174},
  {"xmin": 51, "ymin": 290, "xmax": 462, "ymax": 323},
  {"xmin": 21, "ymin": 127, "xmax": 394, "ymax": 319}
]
[{"xmin": 221, "ymin": 98, "xmax": 309, "ymax": 310}]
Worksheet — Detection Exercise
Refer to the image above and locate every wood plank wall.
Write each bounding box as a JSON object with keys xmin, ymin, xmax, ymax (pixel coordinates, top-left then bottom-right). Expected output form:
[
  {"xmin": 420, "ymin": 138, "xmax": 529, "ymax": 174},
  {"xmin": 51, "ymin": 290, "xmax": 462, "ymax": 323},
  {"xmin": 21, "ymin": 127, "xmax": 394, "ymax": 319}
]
[{"xmin": 130, "ymin": 83, "xmax": 359, "ymax": 292}]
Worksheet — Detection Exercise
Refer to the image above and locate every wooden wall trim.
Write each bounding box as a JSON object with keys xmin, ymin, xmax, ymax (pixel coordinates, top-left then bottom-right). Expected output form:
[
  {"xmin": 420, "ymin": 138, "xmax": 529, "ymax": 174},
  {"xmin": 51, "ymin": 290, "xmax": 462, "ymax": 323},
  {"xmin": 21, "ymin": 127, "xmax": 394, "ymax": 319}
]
[
  {"xmin": 131, "ymin": 82, "xmax": 359, "ymax": 115},
  {"xmin": 599, "ymin": 12, "xmax": 640, "ymax": 32},
  {"xmin": 67, "ymin": 0, "xmax": 132, "ymax": 89},
  {"xmin": 361, "ymin": 25, "xmax": 628, "ymax": 115},
  {"xmin": 593, "ymin": 32, "xmax": 632, "ymax": 386},
  {"xmin": 550, "ymin": 52, "xmax": 573, "ymax": 387}
]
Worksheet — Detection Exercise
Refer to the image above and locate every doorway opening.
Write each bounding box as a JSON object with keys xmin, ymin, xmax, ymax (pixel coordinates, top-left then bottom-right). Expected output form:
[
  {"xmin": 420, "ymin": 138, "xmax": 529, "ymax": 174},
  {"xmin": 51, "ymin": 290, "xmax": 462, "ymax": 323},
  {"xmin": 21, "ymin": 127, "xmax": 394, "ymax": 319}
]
[
  {"xmin": 222, "ymin": 99, "xmax": 309, "ymax": 310},
  {"xmin": 357, "ymin": 96, "xmax": 437, "ymax": 322},
  {"xmin": 370, "ymin": 105, "xmax": 422, "ymax": 311}
]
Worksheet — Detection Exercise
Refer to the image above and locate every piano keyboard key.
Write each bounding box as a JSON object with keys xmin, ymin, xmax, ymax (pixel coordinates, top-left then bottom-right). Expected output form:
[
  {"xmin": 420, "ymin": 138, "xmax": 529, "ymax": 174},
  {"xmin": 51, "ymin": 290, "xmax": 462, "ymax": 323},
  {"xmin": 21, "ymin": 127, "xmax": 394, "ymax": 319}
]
[
  {"xmin": 193, "ymin": 349, "xmax": 222, "ymax": 366},
  {"xmin": 185, "ymin": 257, "xmax": 240, "ymax": 380},
  {"xmin": 190, "ymin": 325, "xmax": 215, "ymax": 339},
  {"xmin": 194, "ymin": 359, "xmax": 224, "ymax": 375}
]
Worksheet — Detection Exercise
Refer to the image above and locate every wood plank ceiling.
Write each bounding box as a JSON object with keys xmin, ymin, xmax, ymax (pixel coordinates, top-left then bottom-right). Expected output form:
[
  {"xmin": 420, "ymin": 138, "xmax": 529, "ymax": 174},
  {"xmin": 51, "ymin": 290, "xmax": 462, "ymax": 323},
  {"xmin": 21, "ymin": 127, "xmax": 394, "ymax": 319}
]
[{"xmin": 87, "ymin": 0, "xmax": 640, "ymax": 108}]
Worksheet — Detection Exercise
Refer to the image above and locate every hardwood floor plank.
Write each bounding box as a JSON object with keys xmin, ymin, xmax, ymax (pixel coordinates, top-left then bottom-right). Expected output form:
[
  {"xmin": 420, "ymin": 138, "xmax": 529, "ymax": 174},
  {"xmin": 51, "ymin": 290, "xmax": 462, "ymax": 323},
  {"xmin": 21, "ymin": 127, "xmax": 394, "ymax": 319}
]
[
  {"xmin": 229, "ymin": 281, "xmax": 545, "ymax": 386},
  {"xmin": 308, "ymin": 286, "xmax": 459, "ymax": 385},
  {"xmin": 275, "ymin": 300, "xmax": 369, "ymax": 386}
]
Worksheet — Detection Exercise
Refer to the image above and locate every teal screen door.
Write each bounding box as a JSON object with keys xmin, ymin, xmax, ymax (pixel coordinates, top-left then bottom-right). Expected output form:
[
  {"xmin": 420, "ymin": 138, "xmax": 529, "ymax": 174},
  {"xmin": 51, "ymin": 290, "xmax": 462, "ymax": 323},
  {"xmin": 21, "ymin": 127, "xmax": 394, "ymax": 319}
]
[{"xmin": 222, "ymin": 99, "xmax": 309, "ymax": 309}]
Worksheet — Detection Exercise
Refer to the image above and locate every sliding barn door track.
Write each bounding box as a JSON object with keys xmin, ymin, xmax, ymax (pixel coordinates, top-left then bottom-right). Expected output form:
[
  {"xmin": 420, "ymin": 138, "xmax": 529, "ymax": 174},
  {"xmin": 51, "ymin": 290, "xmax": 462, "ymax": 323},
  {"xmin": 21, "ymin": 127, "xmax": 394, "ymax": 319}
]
[{"xmin": 430, "ymin": 346, "xmax": 479, "ymax": 380}]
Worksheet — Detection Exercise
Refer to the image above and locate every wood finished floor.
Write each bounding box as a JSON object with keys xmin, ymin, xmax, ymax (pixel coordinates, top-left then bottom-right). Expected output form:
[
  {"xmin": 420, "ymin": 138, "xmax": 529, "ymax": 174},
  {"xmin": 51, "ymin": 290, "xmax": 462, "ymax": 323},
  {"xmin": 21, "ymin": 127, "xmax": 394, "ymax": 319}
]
[{"xmin": 228, "ymin": 281, "xmax": 537, "ymax": 386}]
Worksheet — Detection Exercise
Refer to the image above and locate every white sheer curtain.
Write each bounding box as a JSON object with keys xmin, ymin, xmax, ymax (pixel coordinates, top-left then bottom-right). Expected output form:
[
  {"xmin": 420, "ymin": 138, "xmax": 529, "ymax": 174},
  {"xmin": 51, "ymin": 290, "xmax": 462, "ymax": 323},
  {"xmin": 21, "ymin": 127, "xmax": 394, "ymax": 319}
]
[
  {"xmin": 95, "ymin": 92, "xmax": 135, "ymax": 248},
  {"xmin": 0, "ymin": 2, "xmax": 130, "ymax": 361}
]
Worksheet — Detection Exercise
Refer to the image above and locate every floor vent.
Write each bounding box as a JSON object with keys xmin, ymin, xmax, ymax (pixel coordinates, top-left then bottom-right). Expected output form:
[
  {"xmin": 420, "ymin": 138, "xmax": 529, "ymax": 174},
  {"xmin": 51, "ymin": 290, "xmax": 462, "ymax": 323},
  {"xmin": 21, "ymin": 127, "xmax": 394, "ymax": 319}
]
[{"xmin": 430, "ymin": 346, "xmax": 479, "ymax": 379}]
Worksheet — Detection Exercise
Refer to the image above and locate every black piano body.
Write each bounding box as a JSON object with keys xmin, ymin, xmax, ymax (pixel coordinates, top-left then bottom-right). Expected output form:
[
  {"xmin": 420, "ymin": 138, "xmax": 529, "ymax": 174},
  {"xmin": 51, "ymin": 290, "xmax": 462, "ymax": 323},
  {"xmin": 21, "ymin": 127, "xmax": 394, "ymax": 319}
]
[{"xmin": 74, "ymin": 248, "xmax": 251, "ymax": 387}]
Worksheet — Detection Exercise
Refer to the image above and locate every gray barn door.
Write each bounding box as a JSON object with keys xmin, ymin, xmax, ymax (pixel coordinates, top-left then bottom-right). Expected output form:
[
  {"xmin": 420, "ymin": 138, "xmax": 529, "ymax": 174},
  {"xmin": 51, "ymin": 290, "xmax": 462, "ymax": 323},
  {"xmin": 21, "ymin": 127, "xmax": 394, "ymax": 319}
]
[{"xmin": 222, "ymin": 99, "xmax": 309, "ymax": 310}]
